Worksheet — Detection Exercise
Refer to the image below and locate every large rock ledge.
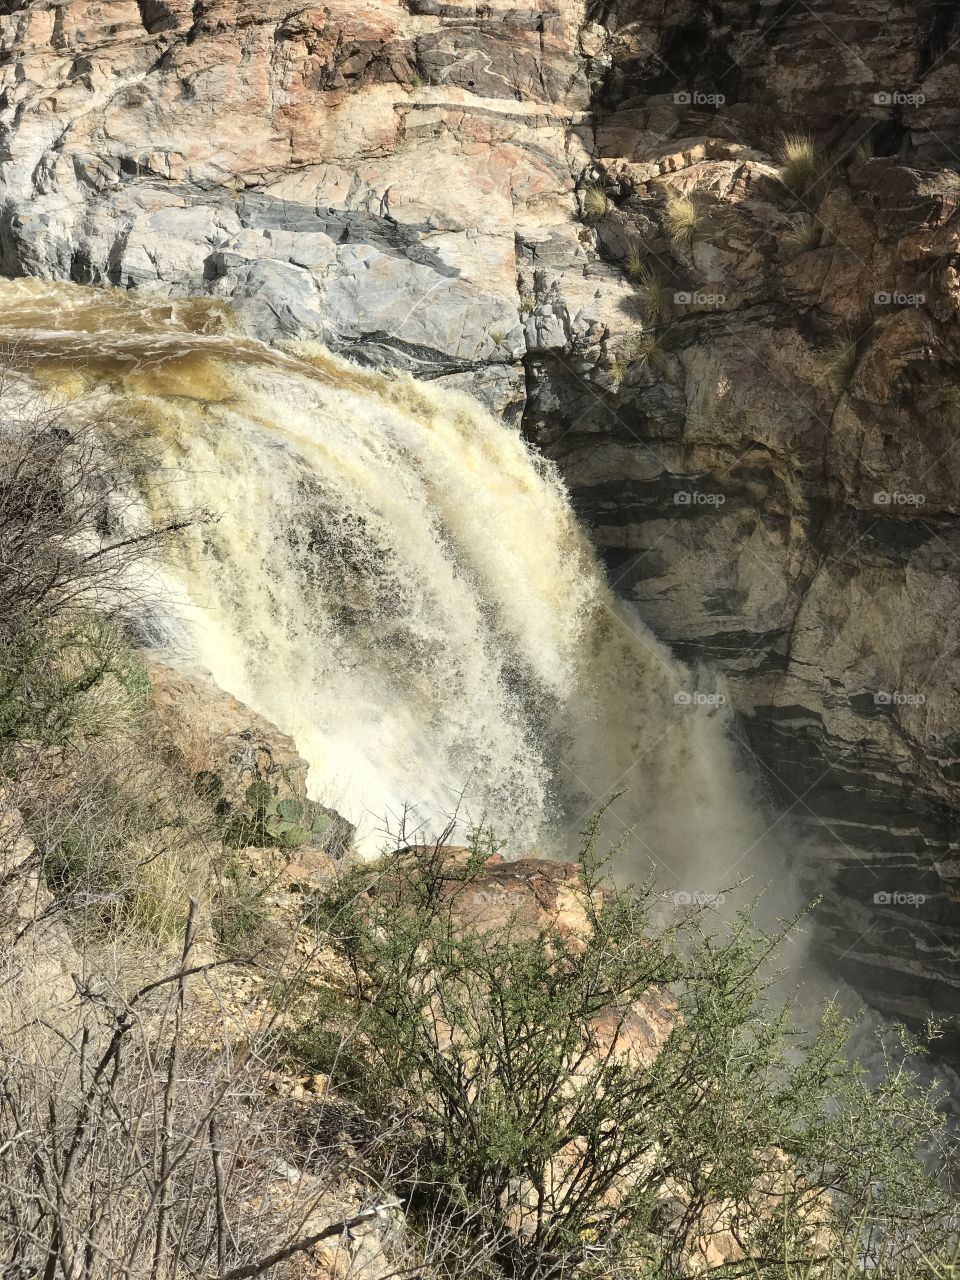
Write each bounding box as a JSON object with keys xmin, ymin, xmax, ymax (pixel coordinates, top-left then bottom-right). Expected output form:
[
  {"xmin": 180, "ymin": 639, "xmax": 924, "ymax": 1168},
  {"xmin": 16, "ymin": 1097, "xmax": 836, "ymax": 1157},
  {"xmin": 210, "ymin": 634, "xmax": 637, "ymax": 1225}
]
[{"xmin": 3, "ymin": 0, "xmax": 960, "ymax": 1028}]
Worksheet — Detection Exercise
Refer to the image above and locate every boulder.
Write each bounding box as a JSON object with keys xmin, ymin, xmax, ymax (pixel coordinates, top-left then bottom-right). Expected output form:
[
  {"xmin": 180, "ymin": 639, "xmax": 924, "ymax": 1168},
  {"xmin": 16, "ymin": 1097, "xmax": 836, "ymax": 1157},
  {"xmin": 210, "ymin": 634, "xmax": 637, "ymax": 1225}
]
[
  {"xmin": 145, "ymin": 657, "xmax": 353, "ymax": 857},
  {"xmin": 145, "ymin": 656, "xmax": 311, "ymax": 804}
]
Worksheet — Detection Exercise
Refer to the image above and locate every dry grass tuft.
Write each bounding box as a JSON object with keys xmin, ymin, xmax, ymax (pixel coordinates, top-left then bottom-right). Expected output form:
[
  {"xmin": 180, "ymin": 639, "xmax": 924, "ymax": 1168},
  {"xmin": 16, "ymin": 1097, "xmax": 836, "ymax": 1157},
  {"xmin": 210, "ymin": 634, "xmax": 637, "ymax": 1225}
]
[
  {"xmin": 609, "ymin": 332, "xmax": 675, "ymax": 386},
  {"xmin": 631, "ymin": 262, "xmax": 672, "ymax": 325},
  {"xmin": 582, "ymin": 182, "xmax": 609, "ymax": 220},
  {"xmin": 664, "ymin": 195, "xmax": 701, "ymax": 249},
  {"xmin": 820, "ymin": 330, "xmax": 860, "ymax": 390},
  {"xmin": 776, "ymin": 131, "xmax": 825, "ymax": 195},
  {"xmin": 854, "ymin": 135, "xmax": 876, "ymax": 165},
  {"xmin": 781, "ymin": 213, "xmax": 822, "ymax": 257}
]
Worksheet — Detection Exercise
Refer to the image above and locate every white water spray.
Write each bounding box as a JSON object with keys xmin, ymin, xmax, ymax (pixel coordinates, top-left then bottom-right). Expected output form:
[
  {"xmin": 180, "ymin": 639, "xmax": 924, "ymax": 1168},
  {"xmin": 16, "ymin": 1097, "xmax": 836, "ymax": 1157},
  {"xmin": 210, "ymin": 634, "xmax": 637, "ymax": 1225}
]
[{"xmin": 3, "ymin": 279, "xmax": 775, "ymax": 891}]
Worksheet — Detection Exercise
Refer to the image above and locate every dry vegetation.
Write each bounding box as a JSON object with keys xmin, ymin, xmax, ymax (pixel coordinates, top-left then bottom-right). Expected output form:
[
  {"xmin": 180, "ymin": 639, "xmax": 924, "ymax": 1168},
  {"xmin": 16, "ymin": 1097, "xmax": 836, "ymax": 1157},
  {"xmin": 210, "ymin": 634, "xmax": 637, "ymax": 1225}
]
[
  {"xmin": 582, "ymin": 181, "xmax": 610, "ymax": 220},
  {"xmin": 664, "ymin": 195, "xmax": 701, "ymax": 250},
  {"xmin": 776, "ymin": 131, "xmax": 828, "ymax": 197},
  {"xmin": 781, "ymin": 213, "xmax": 822, "ymax": 257}
]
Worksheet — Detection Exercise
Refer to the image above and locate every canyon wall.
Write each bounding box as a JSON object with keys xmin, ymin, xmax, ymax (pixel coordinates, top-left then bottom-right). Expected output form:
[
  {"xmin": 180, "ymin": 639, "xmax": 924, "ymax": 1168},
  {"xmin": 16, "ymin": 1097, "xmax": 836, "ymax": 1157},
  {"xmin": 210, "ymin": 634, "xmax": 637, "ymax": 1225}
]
[{"xmin": 2, "ymin": 0, "xmax": 960, "ymax": 1028}]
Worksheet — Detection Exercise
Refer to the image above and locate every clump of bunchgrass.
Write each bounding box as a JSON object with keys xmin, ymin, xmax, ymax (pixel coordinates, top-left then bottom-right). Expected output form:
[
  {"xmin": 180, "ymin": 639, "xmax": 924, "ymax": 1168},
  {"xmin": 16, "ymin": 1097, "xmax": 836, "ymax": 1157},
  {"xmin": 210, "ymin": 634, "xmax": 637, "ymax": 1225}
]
[
  {"xmin": 781, "ymin": 213, "xmax": 822, "ymax": 257},
  {"xmin": 609, "ymin": 331, "xmax": 675, "ymax": 386},
  {"xmin": 854, "ymin": 135, "xmax": 876, "ymax": 165},
  {"xmin": 664, "ymin": 194, "xmax": 701, "ymax": 249},
  {"xmin": 821, "ymin": 329, "xmax": 860, "ymax": 389},
  {"xmin": 777, "ymin": 130, "xmax": 825, "ymax": 195},
  {"xmin": 607, "ymin": 356, "xmax": 628, "ymax": 387},
  {"xmin": 625, "ymin": 239, "xmax": 646, "ymax": 280},
  {"xmin": 630, "ymin": 330, "xmax": 674, "ymax": 377},
  {"xmin": 582, "ymin": 182, "xmax": 609, "ymax": 220},
  {"xmin": 631, "ymin": 261, "xmax": 671, "ymax": 325}
]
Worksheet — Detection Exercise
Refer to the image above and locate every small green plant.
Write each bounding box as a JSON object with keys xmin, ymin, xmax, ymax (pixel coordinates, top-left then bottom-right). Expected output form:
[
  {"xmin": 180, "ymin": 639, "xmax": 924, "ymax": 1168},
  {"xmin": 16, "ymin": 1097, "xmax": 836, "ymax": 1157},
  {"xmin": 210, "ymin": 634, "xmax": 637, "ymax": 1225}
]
[
  {"xmin": 226, "ymin": 780, "xmax": 331, "ymax": 851},
  {"xmin": 777, "ymin": 130, "xmax": 825, "ymax": 195},
  {"xmin": 664, "ymin": 194, "xmax": 700, "ymax": 249},
  {"xmin": 0, "ymin": 616, "xmax": 150, "ymax": 755},
  {"xmin": 781, "ymin": 213, "xmax": 822, "ymax": 256},
  {"xmin": 214, "ymin": 850, "xmax": 280, "ymax": 949},
  {"xmin": 582, "ymin": 182, "xmax": 609, "ymax": 220}
]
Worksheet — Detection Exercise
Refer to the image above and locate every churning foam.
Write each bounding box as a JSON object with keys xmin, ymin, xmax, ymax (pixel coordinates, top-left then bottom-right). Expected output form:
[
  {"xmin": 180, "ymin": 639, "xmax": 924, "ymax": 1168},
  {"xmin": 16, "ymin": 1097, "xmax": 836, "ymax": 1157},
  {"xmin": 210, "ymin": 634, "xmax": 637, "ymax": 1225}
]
[{"xmin": 2, "ymin": 279, "xmax": 776, "ymax": 889}]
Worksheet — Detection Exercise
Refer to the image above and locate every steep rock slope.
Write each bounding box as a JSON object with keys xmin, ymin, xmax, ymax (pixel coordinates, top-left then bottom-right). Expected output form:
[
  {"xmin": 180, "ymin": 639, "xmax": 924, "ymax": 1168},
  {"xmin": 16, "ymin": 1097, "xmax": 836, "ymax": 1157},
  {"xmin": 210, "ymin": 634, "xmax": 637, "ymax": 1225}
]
[
  {"xmin": 526, "ymin": 0, "xmax": 960, "ymax": 1028},
  {"xmin": 0, "ymin": 0, "xmax": 607, "ymax": 416},
  {"xmin": 1, "ymin": 0, "xmax": 960, "ymax": 1028}
]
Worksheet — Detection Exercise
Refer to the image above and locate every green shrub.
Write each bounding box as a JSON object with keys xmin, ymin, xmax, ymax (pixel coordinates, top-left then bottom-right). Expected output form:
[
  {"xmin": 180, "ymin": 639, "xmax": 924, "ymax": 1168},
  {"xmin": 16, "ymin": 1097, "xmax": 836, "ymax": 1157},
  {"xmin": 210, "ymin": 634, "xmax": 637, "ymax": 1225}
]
[
  {"xmin": 0, "ymin": 615, "xmax": 150, "ymax": 754},
  {"xmin": 213, "ymin": 848, "xmax": 283, "ymax": 950},
  {"xmin": 297, "ymin": 827, "xmax": 959, "ymax": 1279}
]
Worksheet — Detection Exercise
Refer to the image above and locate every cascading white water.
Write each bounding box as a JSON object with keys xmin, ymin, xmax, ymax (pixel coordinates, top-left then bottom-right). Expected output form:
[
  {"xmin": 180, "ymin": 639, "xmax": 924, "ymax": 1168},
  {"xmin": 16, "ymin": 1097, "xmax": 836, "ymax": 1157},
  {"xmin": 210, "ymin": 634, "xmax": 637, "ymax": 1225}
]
[
  {"xmin": 11, "ymin": 278, "xmax": 960, "ymax": 1119},
  {"xmin": 2, "ymin": 279, "xmax": 777, "ymax": 894}
]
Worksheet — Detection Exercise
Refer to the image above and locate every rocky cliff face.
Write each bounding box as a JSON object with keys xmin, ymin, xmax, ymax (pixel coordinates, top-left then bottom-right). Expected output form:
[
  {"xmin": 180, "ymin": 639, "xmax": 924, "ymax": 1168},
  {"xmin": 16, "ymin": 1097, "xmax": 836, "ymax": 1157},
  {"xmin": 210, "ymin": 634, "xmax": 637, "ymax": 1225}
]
[{"xmin": 2, "ymin": 0, "xmax": 960, "ymax": 1032}]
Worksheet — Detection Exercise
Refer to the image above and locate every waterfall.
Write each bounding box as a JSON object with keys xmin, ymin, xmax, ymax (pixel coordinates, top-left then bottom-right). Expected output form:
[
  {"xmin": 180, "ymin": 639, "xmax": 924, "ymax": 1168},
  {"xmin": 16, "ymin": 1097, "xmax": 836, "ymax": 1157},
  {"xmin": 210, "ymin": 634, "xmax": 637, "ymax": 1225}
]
[{"xmin": 1, "ymin": 278, "xmax": 776, "ymax": 892}]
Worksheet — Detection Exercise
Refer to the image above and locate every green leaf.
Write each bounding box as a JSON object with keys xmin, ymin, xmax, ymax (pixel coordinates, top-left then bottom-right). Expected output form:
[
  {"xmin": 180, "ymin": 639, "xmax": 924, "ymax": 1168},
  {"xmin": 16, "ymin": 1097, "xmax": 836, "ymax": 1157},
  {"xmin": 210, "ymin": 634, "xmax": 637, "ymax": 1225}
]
[
  {"xmin": 245, "ymin": 780, "xmax": 272, "ymax": 813},
  {"xmin": 277, "ymin": 797, "xmax": 304, "ymax": 823},
  {"xmin": 277, "ymin": 823, "xmax": 309, "ymax": 851}
]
